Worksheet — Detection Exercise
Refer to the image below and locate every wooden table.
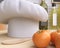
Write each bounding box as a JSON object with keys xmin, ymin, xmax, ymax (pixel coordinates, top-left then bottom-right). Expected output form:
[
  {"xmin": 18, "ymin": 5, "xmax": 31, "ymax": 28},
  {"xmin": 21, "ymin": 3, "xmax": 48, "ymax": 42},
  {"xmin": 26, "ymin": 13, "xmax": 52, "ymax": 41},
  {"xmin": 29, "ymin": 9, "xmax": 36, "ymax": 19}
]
[{"xmin": 0, "ymin": 30, "xmax": 55, "ymax": 48}]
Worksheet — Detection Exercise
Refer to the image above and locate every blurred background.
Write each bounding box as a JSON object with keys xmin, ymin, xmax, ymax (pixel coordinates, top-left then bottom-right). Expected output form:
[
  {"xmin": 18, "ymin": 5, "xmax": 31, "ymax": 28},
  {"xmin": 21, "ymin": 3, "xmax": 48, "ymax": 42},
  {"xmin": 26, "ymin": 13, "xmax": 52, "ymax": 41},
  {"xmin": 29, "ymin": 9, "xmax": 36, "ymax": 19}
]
[
  {"xmin": 0, "ymin": 0, "xmax": 51, "ymax": 31},
  {"xmin": 0, "ymin": 0, "xmax": 60, "ymax": 31}
]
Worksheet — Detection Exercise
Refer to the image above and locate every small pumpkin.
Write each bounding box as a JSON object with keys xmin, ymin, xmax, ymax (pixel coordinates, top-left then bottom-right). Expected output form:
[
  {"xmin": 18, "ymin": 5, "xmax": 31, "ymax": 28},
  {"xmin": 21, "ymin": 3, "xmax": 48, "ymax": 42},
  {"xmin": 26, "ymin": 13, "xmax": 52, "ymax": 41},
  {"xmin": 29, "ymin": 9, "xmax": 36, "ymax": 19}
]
[
  {"xmin": 51, "ymin": 30, "xmax": 60, "ymax": 48},
  {"xmin": 32, "ymin": 30, "xmax": 51, "ymax": 48},
  {"xmin": 54, "ymin": 30, "xmax": 60, "ymax": 48},
  {"xmin": 51, "ymin": 31, "xmax": 57, "ymax": 45}
]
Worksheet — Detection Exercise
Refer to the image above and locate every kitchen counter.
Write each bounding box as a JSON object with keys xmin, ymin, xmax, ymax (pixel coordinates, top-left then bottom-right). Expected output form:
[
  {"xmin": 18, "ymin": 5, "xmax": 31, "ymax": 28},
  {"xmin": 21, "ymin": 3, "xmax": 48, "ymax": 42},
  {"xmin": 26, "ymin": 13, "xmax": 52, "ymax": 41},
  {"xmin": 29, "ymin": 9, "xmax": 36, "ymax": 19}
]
[{"xmin": 0, "ymin": 30, "xmax": 55, "ymax": 48}]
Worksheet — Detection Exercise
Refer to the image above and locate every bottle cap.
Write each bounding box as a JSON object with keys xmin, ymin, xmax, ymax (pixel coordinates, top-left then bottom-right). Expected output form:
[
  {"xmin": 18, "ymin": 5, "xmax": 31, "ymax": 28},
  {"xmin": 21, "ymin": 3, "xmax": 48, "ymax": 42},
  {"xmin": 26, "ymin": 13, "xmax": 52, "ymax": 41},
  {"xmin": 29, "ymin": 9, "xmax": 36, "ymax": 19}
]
[{"xmin": 52, "ymin": 3, "xmax": 56, "ymax": 7}]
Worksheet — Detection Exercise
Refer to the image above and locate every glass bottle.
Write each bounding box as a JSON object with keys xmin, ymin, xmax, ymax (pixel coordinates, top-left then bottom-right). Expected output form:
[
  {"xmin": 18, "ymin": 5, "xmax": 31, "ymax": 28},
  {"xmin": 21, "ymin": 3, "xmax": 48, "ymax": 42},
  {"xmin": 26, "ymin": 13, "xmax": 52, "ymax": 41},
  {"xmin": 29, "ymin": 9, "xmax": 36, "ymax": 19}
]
[
  {"xmin": 40, "ymin": 0, "xmax": 48, "ymax": 11},
  {"xmin": 49, "ymin": 3, "xmax": 58, "ymax": 29},
  {"xmin": 39, "ymin": 0, "xmax": 48, "ymax": 30}
]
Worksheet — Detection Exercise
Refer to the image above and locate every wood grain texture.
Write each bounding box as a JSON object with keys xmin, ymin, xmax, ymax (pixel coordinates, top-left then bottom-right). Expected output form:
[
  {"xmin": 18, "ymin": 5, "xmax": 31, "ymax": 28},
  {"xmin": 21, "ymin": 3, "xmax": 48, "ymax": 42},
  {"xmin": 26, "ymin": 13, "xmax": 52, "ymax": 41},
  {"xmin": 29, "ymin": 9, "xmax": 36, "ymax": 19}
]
[
  {"xmin": 1, "ymin": 39, "xmax": 31, "ymax": 45},
  {"xmin": 0, "ymin": 30, "xmax": 56, "ymax": 48}
]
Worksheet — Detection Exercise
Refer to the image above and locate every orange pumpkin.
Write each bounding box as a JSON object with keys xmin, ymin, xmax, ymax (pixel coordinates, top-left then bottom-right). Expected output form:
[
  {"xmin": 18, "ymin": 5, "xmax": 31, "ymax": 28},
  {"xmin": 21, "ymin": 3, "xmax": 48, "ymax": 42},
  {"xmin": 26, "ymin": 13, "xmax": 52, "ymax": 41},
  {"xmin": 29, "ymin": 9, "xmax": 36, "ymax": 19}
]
[
  {"xmin": 54, "ymin": 30, "xmax": 60, "ymax": 48},
  {"xmin": 51, "ymin": 30, "xmax": 60, "ymax": 48},
  {"xmin": 51, "ymin": 31, "xmax": 57, "ymax": 45},
  {"xmin": 32, "ymin": 30, "xmax": 51, "ymax": 48}
]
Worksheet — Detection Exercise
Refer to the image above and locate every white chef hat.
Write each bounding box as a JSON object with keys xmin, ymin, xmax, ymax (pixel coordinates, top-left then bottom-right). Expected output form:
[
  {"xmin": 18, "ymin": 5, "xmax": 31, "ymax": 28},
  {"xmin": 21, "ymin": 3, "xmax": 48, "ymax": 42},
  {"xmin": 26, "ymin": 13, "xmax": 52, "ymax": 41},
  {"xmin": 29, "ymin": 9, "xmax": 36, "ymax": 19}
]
[
  {"xmin": 0, "ymin": 0, "xmax": 48, "ymax": 23},
  {"xmin": 0, "ymin": 0, "xmax": 48, "ymax": 37}
]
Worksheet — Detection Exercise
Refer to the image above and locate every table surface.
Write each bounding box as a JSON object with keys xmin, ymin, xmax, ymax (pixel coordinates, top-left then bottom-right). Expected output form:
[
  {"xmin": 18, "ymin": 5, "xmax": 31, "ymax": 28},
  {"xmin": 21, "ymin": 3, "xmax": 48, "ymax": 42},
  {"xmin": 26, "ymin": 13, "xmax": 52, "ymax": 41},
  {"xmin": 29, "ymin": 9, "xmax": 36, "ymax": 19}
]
[{"xmin": 0, "ymin": 30, "xmax": 55, "ymax": 48}]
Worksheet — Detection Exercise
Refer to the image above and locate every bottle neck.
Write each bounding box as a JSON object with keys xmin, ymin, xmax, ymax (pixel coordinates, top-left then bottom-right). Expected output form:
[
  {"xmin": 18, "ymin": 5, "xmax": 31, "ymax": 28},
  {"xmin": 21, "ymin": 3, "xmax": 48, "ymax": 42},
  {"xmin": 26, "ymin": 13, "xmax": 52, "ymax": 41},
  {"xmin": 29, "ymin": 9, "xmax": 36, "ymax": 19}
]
[
  {"xmin": 42, "ymin": 0, "xmax": 45, "ymax": 1},
  {"xmin": 40, "ymin": 0, "xmax": 48, "ymax": 12},
  {"xmin": 41, "ymin": 0, "xmax": 45, "ymax": 3},
  {"xmin": 52, "ymin": 6, "xmax": 56, "ymax": 13},
  {"xmin": 53, "ymin": 6, "xmax": 56, "ymax": 10},
  {"xmin": 40, "ymin": 0, "xmax": 46, "ymax": 6}
]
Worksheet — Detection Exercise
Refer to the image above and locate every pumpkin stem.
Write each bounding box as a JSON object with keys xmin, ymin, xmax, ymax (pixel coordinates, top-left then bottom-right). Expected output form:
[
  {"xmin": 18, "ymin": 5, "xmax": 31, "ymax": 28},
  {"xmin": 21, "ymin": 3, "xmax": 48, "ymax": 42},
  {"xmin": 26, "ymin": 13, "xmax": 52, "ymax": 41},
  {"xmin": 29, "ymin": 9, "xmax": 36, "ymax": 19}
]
[
  {"xmin": 37, "ymin": 30, "xmax": 42, "ymax": 33},
  {"xmin": 37, "ymin": 30, "xmax": 45, "ymax": 34},
  {"xmin": 37, "ymin": 30, "xmax": 41, "ymax": 33}
]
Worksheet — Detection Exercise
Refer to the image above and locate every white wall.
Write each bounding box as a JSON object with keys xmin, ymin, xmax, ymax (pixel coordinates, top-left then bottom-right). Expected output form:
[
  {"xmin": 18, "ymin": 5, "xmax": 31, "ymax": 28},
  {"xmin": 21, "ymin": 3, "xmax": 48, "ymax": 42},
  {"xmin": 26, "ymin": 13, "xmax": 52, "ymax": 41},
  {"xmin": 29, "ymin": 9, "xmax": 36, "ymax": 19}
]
[
  {"xmin": 46, "ymin": 0, "xmax": 60, "ymax": 8},
  {"xmin": 26, "ymin": 0, "xmax": 52, "ymax": 7},
  {"xmin": 26, "ymin": 0, "xmax": 52, "ymax": 12},
  {"xmin": 45, "ymin": 0, "xmax": 52, "ymax": 7}
]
